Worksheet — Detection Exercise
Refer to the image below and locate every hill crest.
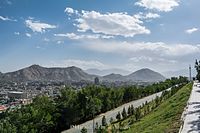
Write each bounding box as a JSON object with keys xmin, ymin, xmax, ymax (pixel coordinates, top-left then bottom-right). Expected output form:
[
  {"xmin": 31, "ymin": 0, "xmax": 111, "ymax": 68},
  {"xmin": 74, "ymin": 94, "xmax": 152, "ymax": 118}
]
[{"xmin": 0, "ymin": 65, "xmax": 165, "ymax": 83}]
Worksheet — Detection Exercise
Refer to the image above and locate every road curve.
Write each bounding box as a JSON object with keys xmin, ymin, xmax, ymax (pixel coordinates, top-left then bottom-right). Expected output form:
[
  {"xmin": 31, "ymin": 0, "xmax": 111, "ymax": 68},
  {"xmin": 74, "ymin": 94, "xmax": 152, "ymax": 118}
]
[{"xmin": 62, "ymin": 88, "xmax": 171, "ymax": 133}]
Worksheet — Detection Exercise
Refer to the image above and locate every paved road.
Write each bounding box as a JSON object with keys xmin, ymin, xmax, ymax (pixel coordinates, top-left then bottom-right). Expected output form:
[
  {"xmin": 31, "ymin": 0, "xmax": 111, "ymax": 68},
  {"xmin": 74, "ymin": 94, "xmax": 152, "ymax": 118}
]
[
  {"xmin": 62, "ymin": 88, "xmax": 171, "ymax": 133},
  {"xmin": 180, "ymin": 82, "xmax": 200, "ymax": 133}
]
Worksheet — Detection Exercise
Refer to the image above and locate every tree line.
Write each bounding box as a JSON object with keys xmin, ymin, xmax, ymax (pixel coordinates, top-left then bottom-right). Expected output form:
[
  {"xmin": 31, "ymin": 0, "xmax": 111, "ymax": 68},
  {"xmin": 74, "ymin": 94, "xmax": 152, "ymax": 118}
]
[
  {"xmin": 0, "ymin": 76, "xmax": 188, "ymax": 133},
  {"xmin": 93, "ymin": 83, "xmax": 186, "ymax": 133}
]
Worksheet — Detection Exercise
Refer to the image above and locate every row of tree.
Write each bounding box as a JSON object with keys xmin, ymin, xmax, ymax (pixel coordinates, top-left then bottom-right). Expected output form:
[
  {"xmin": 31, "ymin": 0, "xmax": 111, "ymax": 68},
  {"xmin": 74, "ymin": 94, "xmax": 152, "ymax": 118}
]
[
  {"xmin": 0, "ymin": 77, "xmax": 188, "ymax": 133},
  {"xmin": 91, "ymin": 83, "xmax": 186, "ymax": 132}
]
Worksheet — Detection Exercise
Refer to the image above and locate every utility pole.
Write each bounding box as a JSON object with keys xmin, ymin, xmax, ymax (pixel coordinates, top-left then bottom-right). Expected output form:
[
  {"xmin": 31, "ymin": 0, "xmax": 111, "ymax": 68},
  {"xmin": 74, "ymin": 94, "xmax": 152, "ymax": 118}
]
[{"xmin": 189, "ymin": 65, "xmax": 191, "ymax": 81}]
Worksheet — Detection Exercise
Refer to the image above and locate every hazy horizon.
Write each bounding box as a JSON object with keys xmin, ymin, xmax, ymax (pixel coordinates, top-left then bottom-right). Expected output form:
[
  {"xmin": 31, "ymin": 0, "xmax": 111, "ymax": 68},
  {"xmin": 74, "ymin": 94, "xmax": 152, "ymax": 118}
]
[{"xmin": 0, "ymin": 63, "xmax": 196, "ymax": 78}]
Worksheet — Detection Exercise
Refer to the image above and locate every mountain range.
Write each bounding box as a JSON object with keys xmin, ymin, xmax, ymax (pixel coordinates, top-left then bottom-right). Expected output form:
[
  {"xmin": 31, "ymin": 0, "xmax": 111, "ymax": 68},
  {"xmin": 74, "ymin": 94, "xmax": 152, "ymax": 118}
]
[
  {"xmin": 0, "ymin": 65, "xmax": 166, "ymax": 83},
  {"xmin": 101, "ymin": 68, "xmax": 166, "ymax": 82},
  {"xmin": 85, "ymin": 68, "xmax": 131, "ymax": 76}
]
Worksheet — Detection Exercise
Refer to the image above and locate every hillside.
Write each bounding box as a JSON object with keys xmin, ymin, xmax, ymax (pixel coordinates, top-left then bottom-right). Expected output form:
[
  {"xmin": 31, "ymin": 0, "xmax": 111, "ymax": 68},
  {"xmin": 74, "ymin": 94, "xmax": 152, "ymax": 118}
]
[
  {"xmin": 124, "ymin": 83, "xmax": 192, "ymax": 133},
  {"xmin": 85, "ymin": 68, "xmax": 131, "ymax": 76},
  {"xmin": 102, "ymin": 68, "xmax": 166, "ymax": 82},
  {"xmin": 102, "ymin": 73, "xmax": 124, "ymax": 81},
  {"xmin": 0, "ymin": 65, "xmax": 96, "ymax": 82},
  {"xmin": 0, "ymin": 65, "xmax": 165, "ymax": 83},
  {"xmin": 125, "ymin": 68, "xmax": 166, "ymax": 82}
]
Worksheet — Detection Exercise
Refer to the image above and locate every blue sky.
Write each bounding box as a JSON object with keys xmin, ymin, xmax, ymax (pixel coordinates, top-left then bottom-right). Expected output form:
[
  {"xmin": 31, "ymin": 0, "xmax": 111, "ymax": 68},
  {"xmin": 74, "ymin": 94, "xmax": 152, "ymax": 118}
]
[{"xmin": 0, "ymin": 0, "xmax": 200, "ymax": 76}]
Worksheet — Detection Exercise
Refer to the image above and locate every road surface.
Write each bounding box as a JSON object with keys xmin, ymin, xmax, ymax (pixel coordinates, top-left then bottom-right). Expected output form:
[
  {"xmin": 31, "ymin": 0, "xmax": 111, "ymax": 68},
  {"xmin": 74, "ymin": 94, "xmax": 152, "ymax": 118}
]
[
  {"xmin": 62, "ymin": 87, "xmax": 171, "ymax": 133},
  {"xmin": 180, "ymin": 82, "xmax": 200, "ymax": 133}
]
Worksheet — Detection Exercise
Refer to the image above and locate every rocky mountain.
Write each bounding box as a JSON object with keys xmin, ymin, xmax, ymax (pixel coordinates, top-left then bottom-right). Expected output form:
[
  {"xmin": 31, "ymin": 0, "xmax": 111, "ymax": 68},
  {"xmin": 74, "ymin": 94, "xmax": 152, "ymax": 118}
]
[
  {"xmin": 0, "ymin": 65, "xmax": 97, "ymax": 82},
  {"xmin": 125, "ymin": 68, "xmax": 166, "ymax": 82},
  {"xmin": 101, "ymin": 68, "xmax": 165, "ymax": 82},
  {"xmin": 102, "ymin": 73, "xmax": 124, "ymax": 82},
  {"xmin": 0, "ymin": 65, "xmax": 165, "ymax": 83},
  {"xmin": 85, "ymin": 68, "xmax": 131, "ymax": 76}
]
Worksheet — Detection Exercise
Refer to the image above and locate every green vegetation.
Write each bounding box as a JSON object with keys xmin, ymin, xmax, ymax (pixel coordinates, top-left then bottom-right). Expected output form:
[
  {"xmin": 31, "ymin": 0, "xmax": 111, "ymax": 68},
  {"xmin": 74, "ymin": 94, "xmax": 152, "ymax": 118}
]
[
  {"xmin": 0, "ymin": 77, "xmax": 188, "ymax": 133},
  {"xmin": 123, "ymin": 83, "xmax": 192, "ymax": 133},
  {"xmin": 102, "ymin": 116, "xmax": 107, "ymax": 126},
  {"xmin": 116, "ymin": 112, "xmax": 121, "ymax": 121},
  {"xmin": 81, "ymin": 127, "xmax": 87, "ymax": 133},
  {"xmin": 103, "ymin": 83, "xmax": 187, "ymax": 132},
  {"xmin": 122, "ymin": 107, "xmax": 127, "ymax": 119}
]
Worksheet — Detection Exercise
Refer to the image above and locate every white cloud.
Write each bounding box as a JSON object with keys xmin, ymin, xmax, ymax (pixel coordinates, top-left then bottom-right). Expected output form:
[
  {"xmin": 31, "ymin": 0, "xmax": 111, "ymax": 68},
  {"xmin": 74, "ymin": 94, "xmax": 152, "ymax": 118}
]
[
  {"xmin": 14, "ymin": 32, "xmax": 20, "ymax": 35},
  {"xmin": 135, "ymin": 12, "xmax": 160, "ymax": 19},
  {"xmin": 83, "ymin": 40, "xmax": 200, "ymax": 57},
  {"xmin": 124, "ymin": 56, "xmax": 181, "ymax": 73},
  {"xmin": 129, "ymin": 56, "xmax": 177, "ymax": 64},
  {"xmin": 64, "ymin": 7, "xmax": 78, "ymax": 15},
  {"xmin": 25, "ymin": 19, "xmax": 56, "ymax": 33},
  {"xmin": 135, "ymin": 0, "xmax": 179, "ymax": 12},
  {"xmin": 75, "ymin": 10, "xmax": 150, "ymax": 37},
  {"xmin": 185, "ymin": 28, "xmax": 198, "ymax": 34},
  {"xmin": 56, "ymin": 40, "xmax": 64, "ymax": 44},
  {"xmin": 54, "ymin": 33, "xmax": 114, "ymax": 40},
  {"xmin": 25, "ymin": 33, "xmax": 31, "ymax": 37},
  {"xmin": 145, "ymin": 12, "xmax": 160, "ymax": 19},
  {"xmin": 47, "ymin": 59, "xmax": 108, "ymax": 70},
  {"xmin": 0, "ymin": 16, "xmax": 17, "ymax": 21},
  {"xmin": 129, "ymin": 56, "xmax": 153, "ymax": 62}
]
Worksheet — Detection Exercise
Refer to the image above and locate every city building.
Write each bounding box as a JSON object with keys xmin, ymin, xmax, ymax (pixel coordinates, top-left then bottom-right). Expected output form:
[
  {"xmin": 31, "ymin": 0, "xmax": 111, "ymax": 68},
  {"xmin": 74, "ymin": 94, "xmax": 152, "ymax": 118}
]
[{"xmin": 7, "ymin": 91, "xmax": 27, "ymax": 99}]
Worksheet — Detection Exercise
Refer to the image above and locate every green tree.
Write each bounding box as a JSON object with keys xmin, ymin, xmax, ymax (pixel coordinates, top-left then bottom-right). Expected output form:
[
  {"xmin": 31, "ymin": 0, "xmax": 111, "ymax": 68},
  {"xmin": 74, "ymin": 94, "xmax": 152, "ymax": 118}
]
[
  {"xmin": 116, "ymin": 112, "xmax": 121, "ymax": 121},
  {"xmin": 110, "ymin": 117, "xmax": 114, "ymax": 124},
  {"xmin": 135, "ymin": 107, "xmax": 141, "ymax": 121},
  {"xmin": 0, "ymin": 119, "xmax": 17, "ymax": 133},
  {"xmin": 155, "ymin": 96, "xmax": 160, "ymax": 107},
  {"xmin": 127, "ymin": 106, "xmax": 131, "ymax": 116},
  {"xmin": 102, "ymin": 116, "xmax": 107, "ymax": 126},
  {"xmin": 146, "ymin": 104, "xmax": 150, "ymax": 113},
  {"xmin": 94, "ymin": 122, "xmax": 99, "ymax": 132},
  {"xmin": 81, "ymin": 127, "xmax": 87, "ymax": 133},
  {"xmin": 0, "ymin": 77, "xmax": 188, "ymax": 133},
  {"xmin": 122, "ymin": 107, "xmax": 127, "ymax": 119},
  {"xmin": 130, "ymin": 105, "xmax": 135, "ymax": 115}
]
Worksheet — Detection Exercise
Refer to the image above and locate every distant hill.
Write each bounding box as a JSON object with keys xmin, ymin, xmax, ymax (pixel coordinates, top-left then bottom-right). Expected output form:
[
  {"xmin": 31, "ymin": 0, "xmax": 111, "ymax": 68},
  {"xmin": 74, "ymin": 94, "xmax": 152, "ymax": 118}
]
[
  {"xmin": 102, "ymin": 73, "xmax": 124, "ymax": 82},
  {"xmin": 125, "ymin": 68, "xmax": 166, "ymax": 82},
  {"xmin": 85, "ymin": 68, "xmax": 131, "ymax": 76},
  {"xmin": 0, "ymin": 65, "xmax": 165, "ymax": 83},
  {"xmin": 0, "ymin": 65, "xmax": 97, "ymax": 82},
  {"xmin": 101, "ymin": 68, "xmax": 165, "ymax": 82}
]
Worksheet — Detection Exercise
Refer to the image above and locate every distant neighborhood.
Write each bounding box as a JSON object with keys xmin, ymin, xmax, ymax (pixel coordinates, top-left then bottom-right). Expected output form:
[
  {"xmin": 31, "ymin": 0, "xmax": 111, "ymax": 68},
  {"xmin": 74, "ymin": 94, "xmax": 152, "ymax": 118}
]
[{"xmin": 0, "ymin": 65, "xmax": 166, "ymax": 113}]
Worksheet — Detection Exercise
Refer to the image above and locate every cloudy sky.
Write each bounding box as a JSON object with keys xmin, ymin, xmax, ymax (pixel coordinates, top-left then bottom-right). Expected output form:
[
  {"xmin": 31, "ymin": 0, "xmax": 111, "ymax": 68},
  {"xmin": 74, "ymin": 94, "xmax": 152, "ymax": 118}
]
[{"xmin": 0, "ymin": 0, "xmax": 199, "ymax": 76}]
